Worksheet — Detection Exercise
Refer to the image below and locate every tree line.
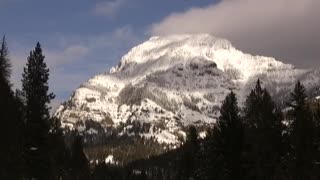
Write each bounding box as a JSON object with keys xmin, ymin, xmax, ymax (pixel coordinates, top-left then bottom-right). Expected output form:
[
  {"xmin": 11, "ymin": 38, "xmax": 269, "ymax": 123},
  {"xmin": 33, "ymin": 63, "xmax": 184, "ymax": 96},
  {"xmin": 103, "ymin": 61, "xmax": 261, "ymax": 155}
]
[
  {"xmin": 123, "ymin": 80, "xmax": 320, "ymax": 180},
  {"xmin": 190, "ymin": 79, "xmax": 320, "ymax": 180},
  {"xmin": 109, "ymin": 79, "xmax": 320, "ymax": 180},
  {"xmin": 0, "ymin": 37, "xmax": 90, "ymax": 180}
]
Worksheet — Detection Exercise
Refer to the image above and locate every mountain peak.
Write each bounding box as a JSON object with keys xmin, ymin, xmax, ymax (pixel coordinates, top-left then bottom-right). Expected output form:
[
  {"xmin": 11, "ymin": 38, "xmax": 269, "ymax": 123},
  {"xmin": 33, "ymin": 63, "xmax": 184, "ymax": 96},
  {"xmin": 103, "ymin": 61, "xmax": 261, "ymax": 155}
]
[
  {"xmin": 111, "ymin": 34, "xmax": 233, "ymax": 73},
  {"xmin": 111, "ymin": 33, "xmax": 292, "ymax": 82},
  {"xmin": 55, "ymin": 34, "xmax": 319, "ymax": 145}
]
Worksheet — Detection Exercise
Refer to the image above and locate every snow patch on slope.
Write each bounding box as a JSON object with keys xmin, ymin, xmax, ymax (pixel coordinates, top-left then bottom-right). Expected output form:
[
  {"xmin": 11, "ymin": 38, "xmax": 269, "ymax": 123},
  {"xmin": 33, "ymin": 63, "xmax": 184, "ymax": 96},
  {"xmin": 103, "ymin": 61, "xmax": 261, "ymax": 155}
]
[{"xmin": 55, "ymin": 33, "xmax": 320, "ymax": 145}]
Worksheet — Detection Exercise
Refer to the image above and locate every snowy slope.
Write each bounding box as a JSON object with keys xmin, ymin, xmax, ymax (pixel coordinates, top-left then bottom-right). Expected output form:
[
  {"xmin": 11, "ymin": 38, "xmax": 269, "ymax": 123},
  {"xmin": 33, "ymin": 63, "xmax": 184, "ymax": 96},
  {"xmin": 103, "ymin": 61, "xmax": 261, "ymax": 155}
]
[{"xmin": 54, "ymin": 34, "xmax": 320, "ymax": 144}]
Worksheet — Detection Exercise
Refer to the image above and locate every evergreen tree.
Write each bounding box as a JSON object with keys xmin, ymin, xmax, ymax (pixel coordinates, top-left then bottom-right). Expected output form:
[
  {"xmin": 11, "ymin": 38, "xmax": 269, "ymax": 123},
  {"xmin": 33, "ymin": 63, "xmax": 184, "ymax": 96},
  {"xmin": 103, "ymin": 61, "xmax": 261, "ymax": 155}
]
[
  {"xmin": 49, "ymin": 117, "xmax": 70, "ymax": 179},
  {"xmin": 0, "ymin": 36, "xmax": 11, "ymax": 82},
  {"xmin": 243, "ymin": 79, "xmax": 283, "ymax": 179},
  {"xmin": 178, "ymin": 126, "xmax": 198, "ymax": 179},
  {"xmin": 70, "ymin": 135, "xmax": 90, "ymax": 180},
  {"xmin": 216, "ymin": 91, "xmax": 244, "ymax": 180},
  {"xmin": 197, "ymin": 92, "xmax": 244, "ymax": 180},
  {"xmin": 0, "ymin": 36, "xmax": 24, "ymax": 180},
  {"xmin": 22, "ymin": 42, "xmax": 55, "ymax": 179},
  {"xmin": 311, "ymin": 101, "xmax": 320, "ymax": 178},
  {"xmin": 196, "ymin": 126, "xmax": 224, "ymax": 180},
  {"xmin": 186, "ymin": 126, "xmax": 198, "ymax": 155},
  {"xmin": 288, "ymin": 81, "xmax": 316, "ymax": 180}
]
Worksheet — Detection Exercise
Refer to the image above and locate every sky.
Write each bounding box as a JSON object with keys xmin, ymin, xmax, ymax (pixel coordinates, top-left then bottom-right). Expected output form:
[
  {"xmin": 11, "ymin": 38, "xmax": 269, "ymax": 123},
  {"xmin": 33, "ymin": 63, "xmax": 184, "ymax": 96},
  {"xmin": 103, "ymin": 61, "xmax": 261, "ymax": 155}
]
[{"xmin": 0, "ymin": 0, "xmax": 319, "ymax": 111}]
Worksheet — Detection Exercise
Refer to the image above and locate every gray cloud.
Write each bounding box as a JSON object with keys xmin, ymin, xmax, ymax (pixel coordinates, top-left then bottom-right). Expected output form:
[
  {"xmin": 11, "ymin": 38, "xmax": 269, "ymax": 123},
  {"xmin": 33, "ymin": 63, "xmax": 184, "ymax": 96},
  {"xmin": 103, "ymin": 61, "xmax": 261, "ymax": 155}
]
[
  {"xmin": 151, "ymin": 0, "xmax": 320, "ymax": 68},
  {"xmin": 94, "ymin": 0, "xmax": 126, "ymax": 17}
]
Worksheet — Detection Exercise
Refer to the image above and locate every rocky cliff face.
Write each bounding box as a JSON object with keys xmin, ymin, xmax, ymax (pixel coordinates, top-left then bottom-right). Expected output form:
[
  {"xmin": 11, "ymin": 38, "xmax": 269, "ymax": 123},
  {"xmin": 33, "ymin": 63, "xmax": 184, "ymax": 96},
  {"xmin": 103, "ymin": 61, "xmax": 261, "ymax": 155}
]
[{"xmin": 54, "ymin": 34, "xmax": 320, "ymax": 145}]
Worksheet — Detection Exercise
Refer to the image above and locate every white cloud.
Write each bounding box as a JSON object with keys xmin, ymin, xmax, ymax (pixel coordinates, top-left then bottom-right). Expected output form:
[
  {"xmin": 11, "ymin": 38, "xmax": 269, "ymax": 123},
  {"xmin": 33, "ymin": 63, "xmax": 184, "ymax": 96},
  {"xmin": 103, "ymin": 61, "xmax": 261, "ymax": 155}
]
[
  {"xmin": 86, "ymin": 26, "xmax": 140, "ymax": 50},
  {"xmin": 151, "ymin": 0, "xmax": 320, "ymax": 68},
  {"xmin": 45, "ymin": 45, "xmax": 89, "ymax": 68},
  {"xmin": 94, "ymin": 0, "xmax": 126, "ymax": 17}
]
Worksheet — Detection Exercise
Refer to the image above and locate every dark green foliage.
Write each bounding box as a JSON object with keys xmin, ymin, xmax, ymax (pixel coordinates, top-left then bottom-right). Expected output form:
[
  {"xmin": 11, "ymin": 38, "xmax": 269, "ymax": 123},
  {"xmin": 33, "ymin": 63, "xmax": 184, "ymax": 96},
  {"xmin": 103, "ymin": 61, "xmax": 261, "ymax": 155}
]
[
  {"xmin": 243, "ymin": 79, "xmax": 283, "ymax": 179},
  {"xmin": 177, "ymin": 126, "xmax": 198, "ymax": 179},
  {"xmin": 92, "ymin": 162, "xmax": 124, "ymax": 180},
  {"xmin": 79, "ymin": 119, "xmax": 168, "ymax": 165},
  {"xmin": 21, "ymin": 42, "xmax": 56, "ymax": 179},
  {"xmin": 313, "ymin": 103, "xmax": 320, "ymax": 178},
  {"xmin": 186, "ymin": 126, "xmax": 198, "ymax": 149},
  {"xmin": 0, "ymin": 36, "xmax": 24, "ymax": 180},
  {"xmin": 197, "ymin": 91, "xmax": 244, "ymax": 180},
  {"xmin": 217, "ymin": 91, "xmax": 244, "ymax": 180},
  {"xmin": 0, "ymin": 36, "xmax": 11, "ymax": 83},
  {"xmin": 22, "ymin": 42, "xmax": 55, "ymax": 122},
  {"xmin": 49, "ymin": 118, "xmax": 71, "ymax": 179},
  {"xmin": 18, "ymin": 42, "xmax": 68, "ymax": 180},
  {"xmin": 193, "ymin": 128, "xmax": 217, "ymax": 180},
  {"xmin": 70, "ymin": 135, "xmax": 90, "ymax": 180},
  {"xmin": 288, "ymin": 81, "xmax": 316, "ymax": 180}
]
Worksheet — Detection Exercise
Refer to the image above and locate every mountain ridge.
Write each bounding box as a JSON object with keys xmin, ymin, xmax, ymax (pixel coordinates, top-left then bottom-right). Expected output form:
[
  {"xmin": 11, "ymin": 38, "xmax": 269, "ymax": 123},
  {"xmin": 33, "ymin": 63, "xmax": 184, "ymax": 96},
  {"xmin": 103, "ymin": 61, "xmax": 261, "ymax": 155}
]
[{"xmin": 54, "ymin": 33, "xmax": 320, "ymax": 144}]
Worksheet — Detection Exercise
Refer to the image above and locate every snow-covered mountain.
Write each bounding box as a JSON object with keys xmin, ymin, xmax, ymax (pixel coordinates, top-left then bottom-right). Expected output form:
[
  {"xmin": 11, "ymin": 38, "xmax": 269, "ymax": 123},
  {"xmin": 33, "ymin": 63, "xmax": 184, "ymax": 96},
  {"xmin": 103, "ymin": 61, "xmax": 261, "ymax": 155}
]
[{"xmin": 54, "ymin": 34, "xmax": 320, "ymax": 145}]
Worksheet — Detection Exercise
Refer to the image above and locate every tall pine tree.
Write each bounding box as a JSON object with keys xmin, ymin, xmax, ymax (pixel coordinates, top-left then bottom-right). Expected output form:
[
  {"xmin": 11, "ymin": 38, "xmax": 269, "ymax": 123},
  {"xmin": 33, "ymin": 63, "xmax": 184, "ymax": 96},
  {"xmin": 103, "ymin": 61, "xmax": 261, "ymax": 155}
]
[
  {"xmin": 216, "ymin": 91, "xmax": 244, "ymax": 180},
  {"xmin": 0, "ymin": 36, "xmax": 24, "ymax": 180},
  {"xmin": 243, "ymin": 79, "xmax": 283, "ymax": 179},
  {"xmin": 288, "ymin": 81, "xmax": 316, "ymax": 180},
  {"xmin": 196, "ymin": 92, "xmax": 244, "ymax": 180},
  {"xmin": 0, "ymin": 36, "xmax": 11, "ymax": 83},
  {"xmin": 22, "ymin": 42, "xmax": 55, "ymax": 179}
]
